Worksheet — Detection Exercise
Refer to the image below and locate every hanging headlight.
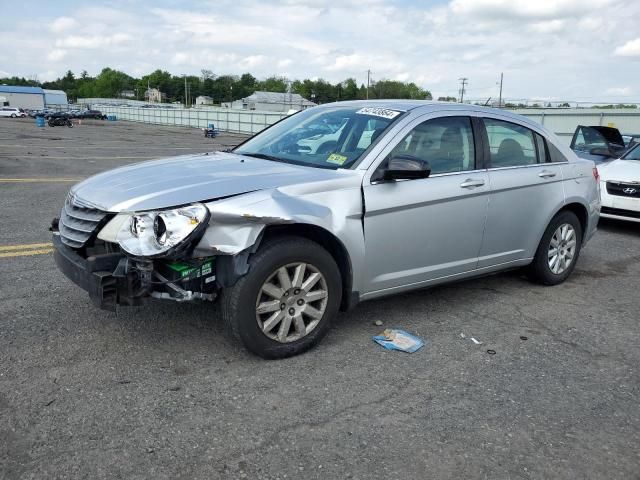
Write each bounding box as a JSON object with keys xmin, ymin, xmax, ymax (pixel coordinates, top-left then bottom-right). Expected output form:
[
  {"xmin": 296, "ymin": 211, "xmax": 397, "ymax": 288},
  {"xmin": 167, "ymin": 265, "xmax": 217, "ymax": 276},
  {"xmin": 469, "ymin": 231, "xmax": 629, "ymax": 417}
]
[{"xmin": 98, "ymin": 203, "xmax": 209, "ymax": 257}]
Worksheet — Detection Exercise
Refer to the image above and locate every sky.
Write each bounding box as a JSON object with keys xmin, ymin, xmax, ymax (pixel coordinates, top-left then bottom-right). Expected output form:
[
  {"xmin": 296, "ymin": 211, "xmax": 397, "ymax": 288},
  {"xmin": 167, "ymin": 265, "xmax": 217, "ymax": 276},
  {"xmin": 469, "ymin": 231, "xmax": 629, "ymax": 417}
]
[{"xmin": 2, "ymin": 0, "xmax": 640, "ymax": 103}]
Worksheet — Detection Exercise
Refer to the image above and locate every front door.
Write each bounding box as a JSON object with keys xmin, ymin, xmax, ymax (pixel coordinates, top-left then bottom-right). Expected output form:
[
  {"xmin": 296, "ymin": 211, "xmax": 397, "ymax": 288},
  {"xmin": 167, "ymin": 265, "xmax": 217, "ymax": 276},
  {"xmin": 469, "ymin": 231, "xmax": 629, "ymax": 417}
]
[{"xmin": 362, "ymin": 115, "xmax": 489, "ymax": 294}]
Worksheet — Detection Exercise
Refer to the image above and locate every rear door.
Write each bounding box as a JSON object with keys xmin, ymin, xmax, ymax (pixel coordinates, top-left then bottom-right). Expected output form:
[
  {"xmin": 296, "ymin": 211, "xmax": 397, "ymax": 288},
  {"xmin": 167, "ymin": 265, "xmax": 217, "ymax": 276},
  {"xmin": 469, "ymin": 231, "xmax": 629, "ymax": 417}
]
[{"xmin": 478, "ymin": 117, "xmax": 565, "ymax": 267}]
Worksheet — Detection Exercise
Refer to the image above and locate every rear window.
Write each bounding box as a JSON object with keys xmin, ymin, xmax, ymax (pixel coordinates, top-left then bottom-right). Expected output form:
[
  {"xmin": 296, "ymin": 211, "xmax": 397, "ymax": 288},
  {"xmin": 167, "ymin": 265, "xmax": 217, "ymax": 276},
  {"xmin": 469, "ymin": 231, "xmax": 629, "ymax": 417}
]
[
  {"xmin": 547, "ymin": 142, "xmax": 569, "ymax": 163},
  {"xmin": 483, "ymin": 118, "xmax": 539, "ymax": 167}
]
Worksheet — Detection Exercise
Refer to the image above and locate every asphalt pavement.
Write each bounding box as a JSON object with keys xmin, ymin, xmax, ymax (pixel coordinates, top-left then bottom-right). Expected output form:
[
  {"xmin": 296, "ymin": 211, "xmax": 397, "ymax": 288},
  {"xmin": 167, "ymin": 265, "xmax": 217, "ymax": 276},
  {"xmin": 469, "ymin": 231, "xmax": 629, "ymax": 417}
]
[{"xmin": 1, "ymin": 117, "xmax": 639, "ymax": 480}]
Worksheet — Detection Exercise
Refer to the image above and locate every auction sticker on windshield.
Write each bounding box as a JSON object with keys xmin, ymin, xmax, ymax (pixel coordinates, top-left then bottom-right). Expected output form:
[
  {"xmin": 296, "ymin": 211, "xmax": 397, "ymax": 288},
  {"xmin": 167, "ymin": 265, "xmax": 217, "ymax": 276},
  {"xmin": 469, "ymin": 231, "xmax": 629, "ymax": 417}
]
[
  {"xmin": 355, "ymin": 107, "xmax": 402, "ymax": 119},
  {"xmin": 326, "ymin": 153, "xmax": 348, "ymax": 165}
]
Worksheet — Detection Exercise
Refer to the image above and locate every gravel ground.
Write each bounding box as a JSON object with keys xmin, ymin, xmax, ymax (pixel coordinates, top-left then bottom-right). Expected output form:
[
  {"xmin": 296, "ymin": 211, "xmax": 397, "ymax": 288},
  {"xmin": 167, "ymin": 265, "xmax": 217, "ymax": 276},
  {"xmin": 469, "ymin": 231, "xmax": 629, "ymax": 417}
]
[{"xmin": 1, "ymin": 117, "xmax": 639, "ymax": 480}]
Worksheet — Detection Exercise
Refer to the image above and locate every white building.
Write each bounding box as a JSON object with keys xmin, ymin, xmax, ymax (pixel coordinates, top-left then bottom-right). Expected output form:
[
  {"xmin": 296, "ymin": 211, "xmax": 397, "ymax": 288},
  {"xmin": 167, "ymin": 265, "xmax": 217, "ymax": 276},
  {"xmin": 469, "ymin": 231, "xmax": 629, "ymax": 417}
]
[
  {"xmin": 44, "ymin": 89, "xmax": 68, "ymax": 105},
  {"xmin": 195, "ymin": 95, "xmax": 214, "ymax": 105},
  {"xmin": 229, "ymin": 91, "xmax": 316, "ymax": 112},
  {"xmin": 0, "ymin": 85, "xmax": 45, "ymax": 109},
  {"xmin": 145, "ymin": 88, "xmax": 165, "ymax": 103}
]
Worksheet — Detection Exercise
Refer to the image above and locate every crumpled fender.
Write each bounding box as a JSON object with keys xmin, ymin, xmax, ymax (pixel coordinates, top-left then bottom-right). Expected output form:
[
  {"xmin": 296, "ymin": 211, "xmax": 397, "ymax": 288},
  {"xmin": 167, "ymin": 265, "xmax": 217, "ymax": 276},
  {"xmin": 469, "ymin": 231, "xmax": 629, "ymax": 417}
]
[{"xmin": 191, "ymin": 174, "xmax": 366, "ymax": 291}]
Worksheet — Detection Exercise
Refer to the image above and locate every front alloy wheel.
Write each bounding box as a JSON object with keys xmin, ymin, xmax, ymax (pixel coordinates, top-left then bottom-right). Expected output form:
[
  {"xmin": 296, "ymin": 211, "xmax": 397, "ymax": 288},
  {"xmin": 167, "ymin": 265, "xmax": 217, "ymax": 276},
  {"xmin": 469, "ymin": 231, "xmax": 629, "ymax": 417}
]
[
  {"xmin": 256, "ymin": 262, "xmax": 328, "ymax": 343},
  {"xmin": 221, "ymin": 236, "xmax": 342, "ymax": 359}
]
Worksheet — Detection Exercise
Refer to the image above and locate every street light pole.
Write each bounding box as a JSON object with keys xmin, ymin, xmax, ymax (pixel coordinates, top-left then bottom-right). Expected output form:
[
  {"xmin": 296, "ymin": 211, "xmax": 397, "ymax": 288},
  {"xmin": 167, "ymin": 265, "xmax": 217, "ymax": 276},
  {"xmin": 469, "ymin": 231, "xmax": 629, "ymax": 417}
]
[{"xmin": 498, "ymin": 72, "xmax": 504, "ymax": 108}]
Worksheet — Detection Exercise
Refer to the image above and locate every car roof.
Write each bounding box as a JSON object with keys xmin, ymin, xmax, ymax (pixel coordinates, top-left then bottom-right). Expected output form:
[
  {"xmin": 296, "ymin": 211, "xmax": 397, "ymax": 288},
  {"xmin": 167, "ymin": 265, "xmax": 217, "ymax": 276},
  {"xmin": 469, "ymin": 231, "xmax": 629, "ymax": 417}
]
[{"xmin": 317, "ymin": 100, "xmax": 535, "ymax": 124}]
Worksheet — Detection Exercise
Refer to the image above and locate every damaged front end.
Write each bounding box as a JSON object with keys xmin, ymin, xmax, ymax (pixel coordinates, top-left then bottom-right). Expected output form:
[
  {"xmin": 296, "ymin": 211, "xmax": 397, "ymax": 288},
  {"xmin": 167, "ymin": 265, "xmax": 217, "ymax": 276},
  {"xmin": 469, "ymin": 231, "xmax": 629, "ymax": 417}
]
[
  {"xmin": 51, "ymin": 191, "xmax": 287, "ymax": 311},
  {"xmin": 52, "ymin": 168, "xmax": 364, "ymax": 312},
  {"xmin": 52, "ymin": 192, "xmax": 239, "ymax": 311}
]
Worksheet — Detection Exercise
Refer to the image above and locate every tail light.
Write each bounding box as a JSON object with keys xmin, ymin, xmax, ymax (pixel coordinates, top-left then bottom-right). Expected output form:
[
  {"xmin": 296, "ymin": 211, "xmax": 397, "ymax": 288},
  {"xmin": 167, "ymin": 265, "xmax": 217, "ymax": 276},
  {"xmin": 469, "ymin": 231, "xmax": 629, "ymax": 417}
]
[{"xmin": 592, "ymin": 167, "xmax": 600, "ymax": 182}]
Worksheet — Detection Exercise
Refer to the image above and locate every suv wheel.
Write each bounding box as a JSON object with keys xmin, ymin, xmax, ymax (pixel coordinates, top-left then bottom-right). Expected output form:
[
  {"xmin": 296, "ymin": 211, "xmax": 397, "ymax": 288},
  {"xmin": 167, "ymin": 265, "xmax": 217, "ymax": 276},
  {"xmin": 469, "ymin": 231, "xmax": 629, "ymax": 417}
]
[
  {"xmin": 528, "ymin": 210, "xmax": 582, "ymax": 285},
  {"xmin": 220, "ymin": 236, "xmax": 342, "ymax": 359},
  {"xmin": 10, "ymin": 113, "xmax": 16, "ymax": 118}
]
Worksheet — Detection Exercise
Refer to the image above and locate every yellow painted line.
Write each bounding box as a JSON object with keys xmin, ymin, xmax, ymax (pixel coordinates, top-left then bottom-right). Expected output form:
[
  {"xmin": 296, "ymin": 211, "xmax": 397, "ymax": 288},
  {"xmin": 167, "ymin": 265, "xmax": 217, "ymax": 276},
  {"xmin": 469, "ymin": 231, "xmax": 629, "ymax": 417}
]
[
  {"xmin": 0, "ymin": 248, "xmax": 53, "ymax": 258},
  {"xmin": 0, "ymin": 178, "xmax": 82, "ymax": 183},
  {"xmin": 0, "ymin": 243, "xmax": 52, "ymax": 252}
]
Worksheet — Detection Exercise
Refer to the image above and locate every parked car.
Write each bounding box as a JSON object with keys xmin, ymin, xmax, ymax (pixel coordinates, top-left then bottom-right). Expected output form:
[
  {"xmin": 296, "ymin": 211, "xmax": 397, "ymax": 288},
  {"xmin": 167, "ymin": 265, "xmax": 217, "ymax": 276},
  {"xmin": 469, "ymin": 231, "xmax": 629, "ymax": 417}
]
[
  {"xmin": 79, "ymin": 109, "xmax": 107, "ymax": 120},
  {"xmin": 598, "ymin": 142, "xmax": 640, "ymax": 222},
  {"xmin": 52, "ymin": 101, "xmax": 600, "ymax": 358},
  {"xmin": 571, "ymin": 125, "xmax": 630, "ymax": 163},
  {"xmin": 0, "ymin": 107, "xmax": 26, "ymax": 118}
]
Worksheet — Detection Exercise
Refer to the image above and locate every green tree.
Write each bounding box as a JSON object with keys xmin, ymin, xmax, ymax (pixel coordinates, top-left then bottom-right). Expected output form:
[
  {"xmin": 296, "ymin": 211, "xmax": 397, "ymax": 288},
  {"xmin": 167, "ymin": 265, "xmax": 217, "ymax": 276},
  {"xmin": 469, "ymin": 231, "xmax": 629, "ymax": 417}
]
[{"xmin": 258, "ymin": 76, "xmax": 288, "ymax": 93}]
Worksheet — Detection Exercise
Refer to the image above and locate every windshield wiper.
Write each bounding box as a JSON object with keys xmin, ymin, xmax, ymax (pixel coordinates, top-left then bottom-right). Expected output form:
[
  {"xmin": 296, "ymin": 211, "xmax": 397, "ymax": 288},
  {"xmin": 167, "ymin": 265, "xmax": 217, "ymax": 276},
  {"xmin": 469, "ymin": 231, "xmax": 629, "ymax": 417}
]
[{"xmin": 238, "ymin": 152, "xmax": 285, "ymax": 163}]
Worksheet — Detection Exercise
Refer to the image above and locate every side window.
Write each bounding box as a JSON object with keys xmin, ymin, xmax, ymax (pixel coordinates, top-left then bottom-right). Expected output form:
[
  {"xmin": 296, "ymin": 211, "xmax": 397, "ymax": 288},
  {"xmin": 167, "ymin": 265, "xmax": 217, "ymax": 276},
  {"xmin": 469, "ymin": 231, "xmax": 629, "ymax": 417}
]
[
  {"xmin": 386, "ymin": 116, "xmax": 476, "ymax": 175},
  {"xmin": 535, "ymin": 133, "xmax": 549, "ymax": 163},
  {"xmin": 484, "ymin": 118, "xmax": 539, "ymax": 167},
  {"xmin": 547, "ymin": 141, "xmax": 569, "ymax": 163}
]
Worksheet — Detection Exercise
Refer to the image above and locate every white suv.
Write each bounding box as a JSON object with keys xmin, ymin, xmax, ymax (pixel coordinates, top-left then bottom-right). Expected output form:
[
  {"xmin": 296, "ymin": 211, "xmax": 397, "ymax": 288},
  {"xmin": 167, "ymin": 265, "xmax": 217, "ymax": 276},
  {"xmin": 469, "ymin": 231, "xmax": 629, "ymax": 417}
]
[{"xmin": 0, "ymin": 107, "xmax": 26, "ymax": 118}]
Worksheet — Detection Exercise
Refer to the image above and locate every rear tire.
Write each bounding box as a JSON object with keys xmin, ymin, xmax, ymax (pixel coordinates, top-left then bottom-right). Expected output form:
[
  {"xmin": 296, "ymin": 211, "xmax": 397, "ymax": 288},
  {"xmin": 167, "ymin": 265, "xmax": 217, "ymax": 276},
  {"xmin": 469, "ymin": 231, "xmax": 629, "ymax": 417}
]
[
  {"xmin": 528, "ymin": 210, "xmax": 582, "ymax": 285},
  {"xmin": 220, "ymin": 236, "xmax": 342, "ymax": 359},
  {"xmin": 10, "ymin": 114, "xmax": 16, "ymax": 118}
]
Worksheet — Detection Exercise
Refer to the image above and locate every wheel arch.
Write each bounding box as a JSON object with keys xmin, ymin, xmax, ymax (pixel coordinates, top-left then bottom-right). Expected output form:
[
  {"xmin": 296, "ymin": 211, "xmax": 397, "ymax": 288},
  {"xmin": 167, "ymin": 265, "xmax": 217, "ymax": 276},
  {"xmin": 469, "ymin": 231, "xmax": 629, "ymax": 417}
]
[
  {"xmin": 530, "ymin": 201, "xmax": 590, "ymax": 259},
  {"xmin": 260, "ymin": 223, "xmax": 356, "ymax": 311},
  {"xmin": 560, "ymin": 202, "xmax": 589, "ymax": 242}
]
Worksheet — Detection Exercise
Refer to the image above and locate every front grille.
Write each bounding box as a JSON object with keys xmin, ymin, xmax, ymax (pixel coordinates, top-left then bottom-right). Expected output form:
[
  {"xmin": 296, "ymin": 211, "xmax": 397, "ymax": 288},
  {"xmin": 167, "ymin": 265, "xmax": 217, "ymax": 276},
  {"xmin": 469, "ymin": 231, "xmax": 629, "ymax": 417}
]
[
  {"xmin": 606, "ymin": 181, "xmax": 640, "ymax": 198},
  {"xmin": 59, "ymin": 194, "xmax": 108, "ymax": 248},
  {"xmin": 601, "ymin": 206, "xmax": 640, "ymax": 219}
]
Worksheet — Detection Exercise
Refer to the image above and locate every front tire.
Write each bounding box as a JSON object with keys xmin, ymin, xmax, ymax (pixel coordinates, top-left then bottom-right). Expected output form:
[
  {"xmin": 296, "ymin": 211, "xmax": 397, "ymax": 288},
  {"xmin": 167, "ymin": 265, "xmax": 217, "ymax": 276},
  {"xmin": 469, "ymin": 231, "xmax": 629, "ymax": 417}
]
[
  {"xmin": 220, "ymin": 236, "xmax": 342, "ymax": 359},
  {"xmin": 528, "ymin": 210, "xmax": 582, "ymax": 285}
]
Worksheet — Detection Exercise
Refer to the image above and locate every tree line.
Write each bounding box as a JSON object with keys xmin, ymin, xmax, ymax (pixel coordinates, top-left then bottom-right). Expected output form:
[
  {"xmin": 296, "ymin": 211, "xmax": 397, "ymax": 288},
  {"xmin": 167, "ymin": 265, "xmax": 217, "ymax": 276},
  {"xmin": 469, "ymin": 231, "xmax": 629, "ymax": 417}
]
[{"xmin": 1, "ymin": 68, "xmax": 432, "ymax": 104}]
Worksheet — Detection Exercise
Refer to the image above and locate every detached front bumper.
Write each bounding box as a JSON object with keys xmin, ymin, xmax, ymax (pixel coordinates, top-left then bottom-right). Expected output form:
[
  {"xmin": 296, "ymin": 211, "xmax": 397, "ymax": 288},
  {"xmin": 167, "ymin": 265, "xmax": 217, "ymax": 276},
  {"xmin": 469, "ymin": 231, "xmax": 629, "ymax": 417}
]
[{"xmin": 53, "ymin": 234, "xmax": 129, "ymax": 311}]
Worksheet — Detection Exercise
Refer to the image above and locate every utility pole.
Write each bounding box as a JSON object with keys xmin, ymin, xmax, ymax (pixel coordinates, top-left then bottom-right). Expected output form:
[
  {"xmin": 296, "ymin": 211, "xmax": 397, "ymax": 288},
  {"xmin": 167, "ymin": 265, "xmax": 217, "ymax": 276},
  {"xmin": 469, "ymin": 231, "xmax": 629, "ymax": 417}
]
[
  {"xmin": 459, "ymin": 77, "xmax": 468, "ymax": 103},
  {"xmin": 498, "ymin": 72, "xmax": 503, "ymax": 108},
  {"xmin": 366, "ymin": 70, "xmax": 371, "ymax": 100},
  {"xmin": 184, "ymin": 75, "xmax": 187, "ymax": 108}
]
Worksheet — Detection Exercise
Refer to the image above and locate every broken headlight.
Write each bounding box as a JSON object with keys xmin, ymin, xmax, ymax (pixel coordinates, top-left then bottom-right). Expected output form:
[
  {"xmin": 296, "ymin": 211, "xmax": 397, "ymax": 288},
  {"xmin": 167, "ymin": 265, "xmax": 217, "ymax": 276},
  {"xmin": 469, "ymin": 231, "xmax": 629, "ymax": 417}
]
[{"xmin": 98, "ymin": 203, "xmax": 209, "ymax": 257}]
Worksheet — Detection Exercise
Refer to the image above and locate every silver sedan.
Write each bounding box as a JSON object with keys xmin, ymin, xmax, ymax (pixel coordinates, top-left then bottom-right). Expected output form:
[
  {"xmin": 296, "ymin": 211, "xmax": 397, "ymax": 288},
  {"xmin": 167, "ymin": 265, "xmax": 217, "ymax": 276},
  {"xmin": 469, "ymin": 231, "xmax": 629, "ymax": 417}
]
[{"xmin": 53, "ymin": 101, "xmax": 600, "ymax": 358}]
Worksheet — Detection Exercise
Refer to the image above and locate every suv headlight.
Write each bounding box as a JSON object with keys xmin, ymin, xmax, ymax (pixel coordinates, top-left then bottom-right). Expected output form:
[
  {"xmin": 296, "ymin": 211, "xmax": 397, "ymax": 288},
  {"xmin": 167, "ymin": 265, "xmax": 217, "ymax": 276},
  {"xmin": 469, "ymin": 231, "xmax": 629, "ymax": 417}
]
[{"xmin": 98, "ymin": 203, "xmax": 209, "ymax": 257}]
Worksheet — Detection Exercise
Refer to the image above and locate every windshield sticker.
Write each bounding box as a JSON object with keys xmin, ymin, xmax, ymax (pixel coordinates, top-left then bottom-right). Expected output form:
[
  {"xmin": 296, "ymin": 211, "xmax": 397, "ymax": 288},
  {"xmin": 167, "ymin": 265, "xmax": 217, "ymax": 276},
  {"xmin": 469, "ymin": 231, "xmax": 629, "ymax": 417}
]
[
  {"xmin": 326, "ymin": 153, "xmax": 348, "ymax": 165},
  {"xmin": 355, "ymin": 107, "xmax": 402, "ymax": 119}
]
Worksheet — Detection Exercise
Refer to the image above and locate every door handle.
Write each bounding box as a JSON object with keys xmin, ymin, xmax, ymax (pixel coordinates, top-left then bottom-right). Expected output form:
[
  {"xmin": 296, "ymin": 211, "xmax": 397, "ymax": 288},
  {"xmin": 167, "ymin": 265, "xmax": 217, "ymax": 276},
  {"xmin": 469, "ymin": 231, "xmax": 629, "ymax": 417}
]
[
  {"xmin": 460, "ymin": 178, "xmax": 485, "ymax": 188},
  {"xmin": 538, "ymin": 170, "xmax": 557, "ymax": 178}
]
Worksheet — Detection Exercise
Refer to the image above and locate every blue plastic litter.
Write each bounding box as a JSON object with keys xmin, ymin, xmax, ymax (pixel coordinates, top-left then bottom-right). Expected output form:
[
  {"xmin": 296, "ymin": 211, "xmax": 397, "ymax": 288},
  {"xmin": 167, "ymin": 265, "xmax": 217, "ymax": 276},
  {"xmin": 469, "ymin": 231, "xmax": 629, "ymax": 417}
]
[{"xmin": 373, "ymin": 329, "xmax": 425, "ymax": 353}]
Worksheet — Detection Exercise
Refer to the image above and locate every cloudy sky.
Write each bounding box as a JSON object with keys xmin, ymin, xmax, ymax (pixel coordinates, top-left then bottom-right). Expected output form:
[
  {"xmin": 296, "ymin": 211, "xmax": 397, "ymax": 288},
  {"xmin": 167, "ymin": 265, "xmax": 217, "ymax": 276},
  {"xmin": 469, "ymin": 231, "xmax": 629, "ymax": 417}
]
[{"xmin": 2, "ymin": 0, "xmax": 640, "ymax": 102}]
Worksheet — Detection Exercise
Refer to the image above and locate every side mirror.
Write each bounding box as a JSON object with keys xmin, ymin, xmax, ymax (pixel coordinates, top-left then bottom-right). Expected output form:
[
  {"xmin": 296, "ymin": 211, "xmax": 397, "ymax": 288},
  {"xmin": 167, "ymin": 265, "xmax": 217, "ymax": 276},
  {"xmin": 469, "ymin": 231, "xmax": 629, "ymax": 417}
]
[
  {"xmin": 383, "ymin": 155, "xmax": 431, "ymax": 181},
  {"xmin": 589, "ymin": 147, "xmax": 613, "ymax": 157}
]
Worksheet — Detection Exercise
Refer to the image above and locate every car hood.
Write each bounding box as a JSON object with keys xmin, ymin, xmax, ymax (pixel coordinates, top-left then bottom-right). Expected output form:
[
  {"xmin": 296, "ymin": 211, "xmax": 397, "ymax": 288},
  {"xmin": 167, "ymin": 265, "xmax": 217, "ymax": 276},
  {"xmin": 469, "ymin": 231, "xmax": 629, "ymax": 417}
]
[
  {"xmin": 599, "ymin": 159, "xmax": 640, "ymax": 183},
  {"xmin": 71, "ymin": 151, "xmax": 359, "ymax": 212}
]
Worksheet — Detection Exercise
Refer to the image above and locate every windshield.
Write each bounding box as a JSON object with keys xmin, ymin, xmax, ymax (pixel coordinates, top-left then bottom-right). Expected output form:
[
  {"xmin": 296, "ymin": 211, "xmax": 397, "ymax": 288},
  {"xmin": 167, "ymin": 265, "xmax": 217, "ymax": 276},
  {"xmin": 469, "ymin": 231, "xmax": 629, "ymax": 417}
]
[
  {"xmin": 234, "ymin": 106, "xmax": 404, "ymax": 169},
  {"xmin": 622, "ymin": 143, "xmax": 640, "ymax": 160}
]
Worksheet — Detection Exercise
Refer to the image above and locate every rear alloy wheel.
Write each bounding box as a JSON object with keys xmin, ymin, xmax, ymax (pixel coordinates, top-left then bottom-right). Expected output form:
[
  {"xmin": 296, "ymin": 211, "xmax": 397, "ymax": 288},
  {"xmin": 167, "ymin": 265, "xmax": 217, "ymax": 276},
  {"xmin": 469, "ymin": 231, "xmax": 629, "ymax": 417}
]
[
  {"xmin": 221, "ymin": 236, "xmax": 342, "ymax": 359},
  {"xmin": 547, "ymin": 224, "xmax": 577, "ymax": 275},
  {"xmin": 528, "ymin": 210, "xmax": 582, "ymax": 285}
]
